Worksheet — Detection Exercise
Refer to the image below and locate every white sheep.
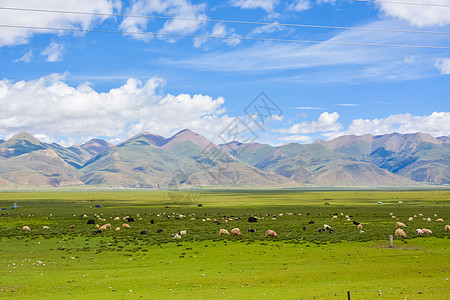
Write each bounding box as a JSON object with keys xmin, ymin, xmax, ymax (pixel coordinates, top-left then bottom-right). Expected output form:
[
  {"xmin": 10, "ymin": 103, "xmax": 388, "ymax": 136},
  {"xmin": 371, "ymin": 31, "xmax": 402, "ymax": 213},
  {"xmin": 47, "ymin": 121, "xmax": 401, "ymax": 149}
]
[
  {"xmin": 179, "ymin": 230, "xmax": 187, "ymax": 235},
  {"xmin": 219, "ymin": 229, "xmax": 229, "ymax": 235},
  {"xmin": 422, "ymin": 229, "xmax": 432, "ymax": 235},
  {"xmin": 408, "ymin": 217, "xmax": 413, "ymax": 221},
  {"xmin": 357, "ymin": 224, "xmax": 363, "ymax": 229},
  {"xmin": 122, "ymin": 223, "xmax": 130, "ymax": 228},
  {"xmin": 173, "ymin": 233, "xmax": 181, "ymax": 239},
  {"xmin": 395, "ymin": 228, "xmax": 407, "ymax": 238},
  {"xmin": 43, "ymin": 226, "xmax": 50, "ymax": 229},
  {"xmin": 427, "ymin": 218, "xmax": 431, "ymax": 222},
  {"xmin": 114, "ymin": 217, "xmax": 120, "ymax": 221},
  {"xmin": 22, "ymin": 226, "xmax": 31, "ymax": 231},
  {"xmin": 416, "ymin": 229, "xmax": 423, "ymax": 235},
  {"xmin": 436, "ymin": 218, "xmax": 444, "ymax": 222},
  {"xmin": 332, "ymin": 215, "xmax": 338, "ymax": 220},
  {"xmin": 396, "ymin": 222, "xmax": 406, "ymax": 228},
  {"xmin": 445, "ymin": 225, "xmax": 450, "ymax": 231}
]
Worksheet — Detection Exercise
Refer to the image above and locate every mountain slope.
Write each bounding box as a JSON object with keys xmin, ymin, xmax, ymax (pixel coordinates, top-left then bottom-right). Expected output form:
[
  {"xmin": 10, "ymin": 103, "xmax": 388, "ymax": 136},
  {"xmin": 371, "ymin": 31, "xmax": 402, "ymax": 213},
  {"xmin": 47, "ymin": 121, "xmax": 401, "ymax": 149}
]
[{"xmin": 0, "ymin": 131, "xmax": 48, "ymax": 158}]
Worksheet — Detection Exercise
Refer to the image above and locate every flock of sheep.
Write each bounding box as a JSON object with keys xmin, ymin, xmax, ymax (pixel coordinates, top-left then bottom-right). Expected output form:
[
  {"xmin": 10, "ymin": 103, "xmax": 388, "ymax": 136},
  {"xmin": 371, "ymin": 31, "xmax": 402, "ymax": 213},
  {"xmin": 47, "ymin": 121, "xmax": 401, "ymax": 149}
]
[{"xmin": 19, "ymin": 211, "xmax": 448, "ymax": 242}]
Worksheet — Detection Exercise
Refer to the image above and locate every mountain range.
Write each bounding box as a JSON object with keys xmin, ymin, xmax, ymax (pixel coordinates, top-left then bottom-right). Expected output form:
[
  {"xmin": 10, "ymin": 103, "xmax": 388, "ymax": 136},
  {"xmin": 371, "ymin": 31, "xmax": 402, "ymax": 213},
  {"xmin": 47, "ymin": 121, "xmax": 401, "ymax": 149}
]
[{"xmin": 0, "ymin": 130, "xmax": 448, "ymax": 188}]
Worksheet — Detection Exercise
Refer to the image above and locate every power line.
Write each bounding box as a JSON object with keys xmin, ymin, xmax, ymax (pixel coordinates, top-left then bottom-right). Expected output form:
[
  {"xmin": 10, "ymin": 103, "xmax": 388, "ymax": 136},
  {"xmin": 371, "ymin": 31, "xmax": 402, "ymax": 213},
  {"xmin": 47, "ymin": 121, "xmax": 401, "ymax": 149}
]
[
  {"xmin": 1, "ymin": 6, "xmax": 450, "ymax": 36},
  {"xmin": 0, "ymin": 24, "xmax": 449, "ymax": 49},
  {"xmin": 355, "ymin": 0, "xmax": 450, "ymax": 8}
]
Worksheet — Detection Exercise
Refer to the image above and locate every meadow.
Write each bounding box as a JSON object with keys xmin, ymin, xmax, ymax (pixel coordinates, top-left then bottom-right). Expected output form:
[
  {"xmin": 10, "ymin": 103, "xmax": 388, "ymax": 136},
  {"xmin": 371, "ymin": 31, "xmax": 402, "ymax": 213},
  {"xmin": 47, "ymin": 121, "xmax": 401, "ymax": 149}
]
[{"xmin": 0, "ymin": 189, "xmax": 449, "ymax": 299}]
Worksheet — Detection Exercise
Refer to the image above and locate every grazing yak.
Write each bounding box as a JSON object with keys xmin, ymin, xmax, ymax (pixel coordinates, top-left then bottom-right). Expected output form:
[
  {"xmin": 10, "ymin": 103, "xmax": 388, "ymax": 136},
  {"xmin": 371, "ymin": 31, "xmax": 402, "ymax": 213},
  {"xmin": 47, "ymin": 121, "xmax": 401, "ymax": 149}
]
[
  {"xmin": 126, "ymin": 217, "xmax": 135, "ymax": 222},
  {"xmin": 87, "ymin": 220, "xmax": 95, "ymax": 225},
  {"xmin": 231, "ymin": 228, "xmax": 243, "ymax": 237},
  {"xmin": 219, "ymin": 229, "xmax": 229, "ymax": 235},
  {"xmin": 265, "ymin": 230, "xmax": 277, "ymax": 238},
  {"xmin": 150, "ymin": 219, "xmax": 155, "ymax": 224},
  {"xmin": 157, "ymin": 229, "xmax": 164, "ymax": 233},
  {"xmin": 93, "ymin": 229, "xmax": 102, "ymax": 235},
  {"xmin": 140, "ymin": 230, "xmax": 148, "ymax": 235},
  {"xmin": 248, "ymin": 217, "xmax": 257, "ymax": 223},
  {"xmin": 248, "ymin": 228, "xmax": 256, "ymax": 233},
  {"xmin": 395, "ymin": 228, "xmax": 407, "ymax": 238}
]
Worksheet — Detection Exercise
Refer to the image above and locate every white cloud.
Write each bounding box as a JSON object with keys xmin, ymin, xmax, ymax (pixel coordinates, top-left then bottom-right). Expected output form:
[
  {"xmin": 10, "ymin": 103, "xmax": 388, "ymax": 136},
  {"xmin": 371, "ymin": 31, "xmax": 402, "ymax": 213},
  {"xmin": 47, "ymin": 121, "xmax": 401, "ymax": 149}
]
[
  {"xmin": 289, "ymin": 0, "xmax": 311, "ymax": 12},
  {"xmin": 40, "ymin": 42, "xmax": 65, "ymax": 62},
  {"xmin": 377, "ymin": 0, "xmax": 450, "ymax": 27},
  {"xmin": 120, "ymin": 0, "xmax": 207, "ymax": 42},
  {"xmin": 229, "ymin": 0, "xmax": 279, "ymax": 12},
  {"xmin": 249, "ymin": 21, "xmax": 284, "ymax": 36},
  {"xmin": 336, "ymin": 103, "xmax": 359, "ymax": 107},
  {"xmin": 291, "ymin": 106, "xmax": 324, "ymax": 110},
  {"xmin": 0, "ymin": 74, "xmax": 236, "ymax": 144},
  {"xmin": 0, "ymin": 0, "xmax": 117, "ymax": 47},
  {"xmin": 194, "ymin": 23, "xmax": 241, "ymax": 48},
  {"xmin": 277, "ymin": 112, "xmax": 343, "ymax": 134},
  {"xmin": 435, "ymin": 58, "xmax": 450, "ymax": 74},
  {"xmin": 14, "ymin": 50, "xmax": 33, "ymax": 63},
  {"xmin": 279, "ymin": 135, "xmax": 312, "ymax": 143},
  {"xmin": 328, "ymin": 112, "xmax": 450, "ymax": 139},
  {"xmin": 168, "ymin": 19, "xmax": 445, "ymax": 83}
]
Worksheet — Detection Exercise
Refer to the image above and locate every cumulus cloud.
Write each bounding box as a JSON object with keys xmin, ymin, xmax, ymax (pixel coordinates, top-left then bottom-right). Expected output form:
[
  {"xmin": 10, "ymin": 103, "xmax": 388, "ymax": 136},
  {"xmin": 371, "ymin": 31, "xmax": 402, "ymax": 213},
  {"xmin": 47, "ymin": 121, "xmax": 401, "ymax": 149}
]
[
  {"xmin": 40, "ymin": 42, "xmax": 64, "ymax": 62},
  {"xmin": 435, "ymin": 58, "xmax": 450, "ymax": 74},
  {"xmin": 229, "ymin": 0, "xmax": 279, "ymax": 12},
  {"xmin": 120, "ymin": 0, "xmax": 207, "ymax": 42},
  {"xmin": 0, "ymin": 74, "xmax": 235, "ymax": 145},
  {"xmin": 0, "ymin": 0, "xmax": 118, "ymax": 47},
  {"xmin": 327, "ymin": 112, "xmax": 450, "ymax": 139},
  {"xmin": 377, "ymin": 0, "xmax": 450, "ymax": 27},
  {"xmin": 14, "ymin": 50, "xmax": 33, "ymax": 63},
  {"xmin": 277, "ymin": 112, "xmax": 343, "ymax": 134}
]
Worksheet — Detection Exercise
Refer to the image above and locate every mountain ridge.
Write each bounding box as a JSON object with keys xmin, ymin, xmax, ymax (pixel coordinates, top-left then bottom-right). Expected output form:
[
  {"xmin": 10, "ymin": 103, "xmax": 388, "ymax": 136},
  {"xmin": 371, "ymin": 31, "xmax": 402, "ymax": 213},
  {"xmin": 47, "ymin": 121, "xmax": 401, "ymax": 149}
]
[{"xmin": 0, "ymin": 130, "xmax": 448, "ymax": 188}]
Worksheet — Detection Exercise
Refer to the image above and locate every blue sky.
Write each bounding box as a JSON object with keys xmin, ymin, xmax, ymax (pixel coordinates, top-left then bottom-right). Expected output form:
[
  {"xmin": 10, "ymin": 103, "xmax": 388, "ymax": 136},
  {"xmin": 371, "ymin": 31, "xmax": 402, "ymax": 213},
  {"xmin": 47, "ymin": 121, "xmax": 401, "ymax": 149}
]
[{"xmin": 0, "ymin": 0, "xmax": 449, "ymax": 146}]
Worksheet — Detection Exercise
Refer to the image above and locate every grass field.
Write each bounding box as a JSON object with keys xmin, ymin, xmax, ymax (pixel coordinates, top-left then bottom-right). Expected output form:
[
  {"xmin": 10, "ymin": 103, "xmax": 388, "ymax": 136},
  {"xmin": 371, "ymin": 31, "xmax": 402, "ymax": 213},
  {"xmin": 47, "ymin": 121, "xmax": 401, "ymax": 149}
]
[{"xmin": 0, "ymin": 190, "xmax": 449, "ymax": 299}]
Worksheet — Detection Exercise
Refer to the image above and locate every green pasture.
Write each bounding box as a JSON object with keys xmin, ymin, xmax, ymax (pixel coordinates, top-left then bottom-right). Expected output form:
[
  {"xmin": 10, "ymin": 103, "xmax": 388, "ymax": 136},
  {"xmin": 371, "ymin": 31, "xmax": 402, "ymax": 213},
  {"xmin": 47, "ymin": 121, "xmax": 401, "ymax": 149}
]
[{"xmin": 0, "ymin": 190, "xmax": 449, "ymax": 299}]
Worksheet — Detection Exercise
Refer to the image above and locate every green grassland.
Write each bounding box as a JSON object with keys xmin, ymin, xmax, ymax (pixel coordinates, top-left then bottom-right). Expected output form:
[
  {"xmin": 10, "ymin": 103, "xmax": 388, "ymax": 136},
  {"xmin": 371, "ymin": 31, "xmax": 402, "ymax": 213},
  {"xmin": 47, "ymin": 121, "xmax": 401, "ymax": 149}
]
[{"xmin": 0, "ymin": 190, "xmax": 449, "ymax": 299}]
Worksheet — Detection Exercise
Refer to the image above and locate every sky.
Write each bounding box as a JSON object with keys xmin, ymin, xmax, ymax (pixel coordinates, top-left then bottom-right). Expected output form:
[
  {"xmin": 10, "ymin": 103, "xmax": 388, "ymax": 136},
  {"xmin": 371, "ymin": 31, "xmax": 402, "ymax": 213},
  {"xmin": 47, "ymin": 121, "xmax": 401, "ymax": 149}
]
[{"xmin": 0, "ymin": 0, "xmax": 449, "ymax": 146}]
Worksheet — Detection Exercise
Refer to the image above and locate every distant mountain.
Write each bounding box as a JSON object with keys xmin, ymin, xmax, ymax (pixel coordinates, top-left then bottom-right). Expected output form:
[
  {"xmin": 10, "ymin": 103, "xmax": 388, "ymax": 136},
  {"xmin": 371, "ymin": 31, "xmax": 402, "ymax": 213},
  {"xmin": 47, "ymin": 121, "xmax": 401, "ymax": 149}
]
[
  {"xmin": 0, "ymin": 139, "xmax": 4, "ymax": 144},
  {"xmin": 437, "ymin": 136, "xmax": 450, "ymax": 144},
  {"xmin": 0, "ymin": 131, "xmax": 48, "ymax": 158},
  {"xmin": 315, "ymin": 132, "xmax": 449, "ymax": 184},
  {"xmin": 0, "ymin": 130, "xmax": 448, "ymax": 188}
]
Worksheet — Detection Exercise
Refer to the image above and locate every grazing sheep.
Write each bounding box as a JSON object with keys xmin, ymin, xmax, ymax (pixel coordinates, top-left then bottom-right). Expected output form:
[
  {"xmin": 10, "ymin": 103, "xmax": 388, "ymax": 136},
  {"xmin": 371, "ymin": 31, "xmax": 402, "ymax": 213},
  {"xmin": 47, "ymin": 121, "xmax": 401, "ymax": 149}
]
[
  {"xmin": 357, "ymin": 224, "xmax": 363, "ymax": 229},
  {"xmin": 434, "ymin": 214, "xmax": 438, "ymax": 217},
  {"xmin": 422, "ymin": 229, "xmax": 432, "ymax": 235},
  {"xmin": 436, "ymin": 218, "xmax": 444, "ymax": 222},
  {"xmin": 231, "ymin": 228, "xmax": 243, "ymax": 237},
  {"xmin": 22, "ymin": 226, "xmax": 31, "ymax": 231},
  {"xmin": 115, "ymin": 227, "xmax": 120, "ymax": 231},
  {"xmin": 265, "ymin": 230, "xmax": 278, "ymax": 238},
  {"xmin": 122, "ymin": 223, "xmax": 131, "ymax": 228},
  {"xmin": 413, "ymin": 215, "xmax": 417, "ymax": 218},
  {"xmin": 95, "ymin": 224, "xmax": 100, "ymax": 229},
  {"xmin": 332, "ymin": 215, "xmax": 338, "ymax": 220},
  {"xmin": 323, "ymin": 224, "xmax": 331, "ymax": 230},
  {"xmin": 179, "ymin": 230, "xmax": 187, "ymax": 235},
  {"xmin": 396, "ymin": 222, "xmax": 407, "ymax": 228},
  {"xmin": 445, "ymin": 225, "xmax": 450, "ymax": 231},
  {"xmin": 219, "ymin": 229, "xmax": 229, "ymax": 235},
  {"xmin": 99, "ymin": 225, "xmax": 107, "ymax": 231},
  {"xmin": 419, "ymin": 213, "xmax": 423, "ymax": 217},
  {"xmin": 43, "ymin": 226, "xmax": 50, "ymax": 229},
  {"xmin": 395, "ymin": 228, "xmax": 407, "ymax": 238},
  {"xmin": 391, "ymin": 216, "xmax": 396, "ymax": 219},
  {"xmin": 105, "ymin": 223, "xmax": 111, "ymax": 228},
  {"xmin": 416, "ymin": 229, "xmax": 423, "ymax": 235},
  {"xmin": 173, "ymin": 233, "xmax": 181, "ymax": 239},
  {"xmin": 329, "ymin": 229, "xmax": 335, "ymax": 233},
  {"xmin": 427, "ymin": 218, "xmax": 431, "ymax": 222},
  {"xmin": 70, "ymin": 225, "xmax": 75, "ymax": 229},
  {"xmin": 97, "ymin": 217, "xmax": 102, "ymax": 221},
  {"xmin": 359, "ymin": 230, "xmax": 365, "ymax": 233},
  {"xmin": 408, "ymin": 217, "xmax": 414, "ymax": 221},
  {"xmin": 114, "ymin": 217, "xmax": 120, "ymax": 221}
]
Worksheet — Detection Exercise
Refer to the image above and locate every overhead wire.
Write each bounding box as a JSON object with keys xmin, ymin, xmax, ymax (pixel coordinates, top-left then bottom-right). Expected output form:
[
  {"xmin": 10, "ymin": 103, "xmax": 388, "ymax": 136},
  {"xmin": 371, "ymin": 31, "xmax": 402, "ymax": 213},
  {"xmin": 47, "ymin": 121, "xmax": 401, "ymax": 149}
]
[
  {"xmin": 0, "ymin": 24, "xmax": 449, "ymax": 49},
  {"xmin": 0, "ymin": 6, "xmax": 450, "ymax": 36}
]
